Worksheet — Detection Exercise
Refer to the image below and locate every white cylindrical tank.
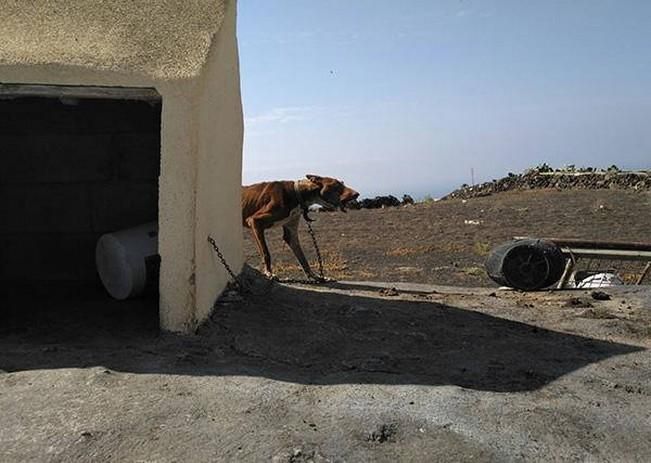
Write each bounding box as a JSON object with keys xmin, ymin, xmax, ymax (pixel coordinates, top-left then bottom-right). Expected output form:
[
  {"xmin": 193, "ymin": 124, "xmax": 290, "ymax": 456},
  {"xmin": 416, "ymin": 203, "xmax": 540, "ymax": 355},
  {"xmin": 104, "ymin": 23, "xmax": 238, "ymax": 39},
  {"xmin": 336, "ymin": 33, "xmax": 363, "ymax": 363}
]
[{"xmin": 96, "ymin": 222, "xmax": 159, "ymax": 300}]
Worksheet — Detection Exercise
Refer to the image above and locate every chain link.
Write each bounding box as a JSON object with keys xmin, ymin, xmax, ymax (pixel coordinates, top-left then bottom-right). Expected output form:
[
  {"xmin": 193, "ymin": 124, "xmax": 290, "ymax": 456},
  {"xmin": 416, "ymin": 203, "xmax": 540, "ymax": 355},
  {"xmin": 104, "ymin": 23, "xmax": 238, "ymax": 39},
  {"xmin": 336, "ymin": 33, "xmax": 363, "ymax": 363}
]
[
  {"xmin": 207, "ymin": 235, "xmax": 244, "ymax": 292},
  {"xmin": 305, "ymin": 218, "xmax": 325, "ymax": 280},
  {"xmin": 208, "ymin": 211, "xmax": 334, "ymax": 296}
]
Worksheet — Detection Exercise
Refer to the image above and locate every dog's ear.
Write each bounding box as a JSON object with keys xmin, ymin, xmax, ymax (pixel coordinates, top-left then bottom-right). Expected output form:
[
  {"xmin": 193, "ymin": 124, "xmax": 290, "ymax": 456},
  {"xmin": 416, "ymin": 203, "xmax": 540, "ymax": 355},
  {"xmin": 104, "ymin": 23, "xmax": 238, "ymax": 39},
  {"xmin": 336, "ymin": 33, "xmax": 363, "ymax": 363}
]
[{"xmin": 306, "ymin": 174, "xmax": 323, "ymax": 185}]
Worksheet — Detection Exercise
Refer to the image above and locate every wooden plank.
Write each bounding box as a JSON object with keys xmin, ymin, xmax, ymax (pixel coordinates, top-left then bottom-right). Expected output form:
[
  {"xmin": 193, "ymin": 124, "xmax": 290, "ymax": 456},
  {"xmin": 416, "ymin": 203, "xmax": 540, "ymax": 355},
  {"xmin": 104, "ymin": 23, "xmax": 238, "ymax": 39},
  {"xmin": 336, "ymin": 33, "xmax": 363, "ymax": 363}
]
[
  {"xmin": 636, "ymin": 262, "xmax": 651, "ymax": 285},
  {"xmin": 0, "ymin": 84, "xmax": 160, "ymax": 102},
  {"xmin": 514, "ymin": 237, "xmax": 651, "ymax": 252},
  {"xmin": 557, "ymin": 258, "xmax": 575, "ymax": 289},
  {"xmin": 558, "ymin": 248, "xmax": 651, "ymax": 261}
]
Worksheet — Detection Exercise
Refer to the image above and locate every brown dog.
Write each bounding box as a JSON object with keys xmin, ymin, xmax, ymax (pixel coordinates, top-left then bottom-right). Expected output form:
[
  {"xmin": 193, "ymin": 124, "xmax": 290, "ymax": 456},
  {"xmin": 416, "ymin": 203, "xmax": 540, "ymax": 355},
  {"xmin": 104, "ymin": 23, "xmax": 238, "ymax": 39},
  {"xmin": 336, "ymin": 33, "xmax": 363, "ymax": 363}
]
[{"xmin": 242, "ymin": 175, "xmax": 359, "ymax": 280}]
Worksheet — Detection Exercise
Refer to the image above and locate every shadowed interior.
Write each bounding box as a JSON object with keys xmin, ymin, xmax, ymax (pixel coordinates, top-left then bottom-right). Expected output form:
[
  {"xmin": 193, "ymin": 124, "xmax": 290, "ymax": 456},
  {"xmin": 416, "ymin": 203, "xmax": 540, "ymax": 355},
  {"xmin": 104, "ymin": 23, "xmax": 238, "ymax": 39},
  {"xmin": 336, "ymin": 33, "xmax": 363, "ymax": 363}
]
[{"xmin": 0, "ymin": 93, "xmax": 161, "ymax": 324}]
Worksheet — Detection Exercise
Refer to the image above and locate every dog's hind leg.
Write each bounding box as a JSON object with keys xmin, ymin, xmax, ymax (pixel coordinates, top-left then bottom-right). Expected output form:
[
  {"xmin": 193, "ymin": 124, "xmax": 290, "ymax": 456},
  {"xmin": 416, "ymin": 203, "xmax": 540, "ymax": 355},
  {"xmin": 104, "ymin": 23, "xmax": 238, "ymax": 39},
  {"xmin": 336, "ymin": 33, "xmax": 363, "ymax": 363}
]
[
  {"xmin": 246, "ymin": 216, "xmax": 275, "ymax": 279},
  {"xmin": 282, "ymin": 218, "xmax": 320, "ymax": 280}
]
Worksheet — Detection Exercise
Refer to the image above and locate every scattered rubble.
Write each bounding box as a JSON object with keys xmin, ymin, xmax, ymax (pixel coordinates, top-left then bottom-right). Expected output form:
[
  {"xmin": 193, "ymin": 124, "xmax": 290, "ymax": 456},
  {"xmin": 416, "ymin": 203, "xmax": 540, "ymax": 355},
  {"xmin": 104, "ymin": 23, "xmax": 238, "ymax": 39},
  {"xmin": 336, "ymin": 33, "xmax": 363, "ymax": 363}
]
[
  {"xmin": 463, "ymin": 219, "xmax": 481, "ymax": 225},
  {"xmin": 441, "ymin": 165, "xmax": 651, "ymax": 200},
  {"xmin": 401, "ymin": 194, "xmax": 415, "ymax": 205},
  {"xmin": 565, "ymin": 297, "xmax": 593, "ymax": 308},
  {"xmin": 346, "ymin": 195, "xmax": 405, "ymax": 210},
  {"xmin": 379, "ymin": 287, "xmax": 400, "ymax": 296},
  {"xmin": 591, "ymin": 290, "xmax": 612, "ymax": 301},
  {"xmin": 367, "ymin": 423, "xmax": 399, "ymax": 444},
  {"xmin": 339, "ymin": 166, "xmax": 650, "ymax": 209}
]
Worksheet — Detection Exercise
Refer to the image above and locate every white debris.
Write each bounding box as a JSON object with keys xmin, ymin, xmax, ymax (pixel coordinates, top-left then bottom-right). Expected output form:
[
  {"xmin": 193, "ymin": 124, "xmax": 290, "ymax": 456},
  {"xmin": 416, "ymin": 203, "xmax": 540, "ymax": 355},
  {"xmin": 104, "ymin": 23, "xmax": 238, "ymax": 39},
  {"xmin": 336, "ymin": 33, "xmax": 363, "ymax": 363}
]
[{"xmin": 576, "ymin": 273, "xmax": 624, "ymax": 288}]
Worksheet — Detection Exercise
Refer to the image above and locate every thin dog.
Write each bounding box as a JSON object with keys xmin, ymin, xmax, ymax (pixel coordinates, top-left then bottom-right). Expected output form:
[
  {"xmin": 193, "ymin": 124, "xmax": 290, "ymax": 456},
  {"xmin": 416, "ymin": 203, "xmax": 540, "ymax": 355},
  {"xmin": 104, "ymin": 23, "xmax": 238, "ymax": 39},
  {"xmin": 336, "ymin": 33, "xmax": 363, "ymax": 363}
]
[{"xmin": 242, "ymin": 175, "xmax": 359, "ymax": 280}]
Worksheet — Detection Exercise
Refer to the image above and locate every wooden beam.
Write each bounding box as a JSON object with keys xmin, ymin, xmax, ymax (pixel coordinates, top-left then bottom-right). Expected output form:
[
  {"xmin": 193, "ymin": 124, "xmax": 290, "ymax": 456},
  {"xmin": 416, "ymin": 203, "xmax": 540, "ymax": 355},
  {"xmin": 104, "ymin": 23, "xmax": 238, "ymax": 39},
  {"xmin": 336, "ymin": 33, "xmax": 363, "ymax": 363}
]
[
  {"xmin": 557, "ymin": 258, "xmax": 575, "ymax": 289},
  {"xmin": 0, "ymin": 84, "xmax": 161, "ymax": 102},
  {"xmin": 514, "ymin": 237, "xmax": 651, "ymax": 252},
  {"xmin": 557, "ymin": 248, "xmax": 651, "ymax": 261},
  {"xmin": 635, "ymin": 262, "xmax": 651, "ymax": 285}
]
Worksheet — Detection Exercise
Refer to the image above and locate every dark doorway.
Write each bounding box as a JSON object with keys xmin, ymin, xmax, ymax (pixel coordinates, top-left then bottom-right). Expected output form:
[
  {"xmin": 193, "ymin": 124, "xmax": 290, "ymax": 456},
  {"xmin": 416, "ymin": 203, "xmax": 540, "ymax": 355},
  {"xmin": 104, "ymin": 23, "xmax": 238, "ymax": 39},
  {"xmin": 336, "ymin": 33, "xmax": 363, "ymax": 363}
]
[{"xmin": 0, "ymin": 87, "xmax": 162, "ymax": 336}]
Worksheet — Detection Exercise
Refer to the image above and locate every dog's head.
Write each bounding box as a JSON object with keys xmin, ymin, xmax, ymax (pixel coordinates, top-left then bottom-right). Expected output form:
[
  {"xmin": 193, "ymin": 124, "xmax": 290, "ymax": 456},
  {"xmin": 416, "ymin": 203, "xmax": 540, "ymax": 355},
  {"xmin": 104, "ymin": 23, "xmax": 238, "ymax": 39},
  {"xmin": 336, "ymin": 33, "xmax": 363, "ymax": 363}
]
[{"xmin": 306, "ymin": 174, "xmax": 359, "ymax": 212}]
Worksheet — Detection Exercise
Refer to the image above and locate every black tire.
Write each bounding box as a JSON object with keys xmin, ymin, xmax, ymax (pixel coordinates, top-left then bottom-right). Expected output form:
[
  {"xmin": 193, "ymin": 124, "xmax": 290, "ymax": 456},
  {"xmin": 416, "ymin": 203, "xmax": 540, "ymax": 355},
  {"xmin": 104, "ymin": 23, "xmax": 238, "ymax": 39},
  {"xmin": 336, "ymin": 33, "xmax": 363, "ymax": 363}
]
[{"xmin": 485, "ymin": 239, "xmax": 565, "ymax": 290}]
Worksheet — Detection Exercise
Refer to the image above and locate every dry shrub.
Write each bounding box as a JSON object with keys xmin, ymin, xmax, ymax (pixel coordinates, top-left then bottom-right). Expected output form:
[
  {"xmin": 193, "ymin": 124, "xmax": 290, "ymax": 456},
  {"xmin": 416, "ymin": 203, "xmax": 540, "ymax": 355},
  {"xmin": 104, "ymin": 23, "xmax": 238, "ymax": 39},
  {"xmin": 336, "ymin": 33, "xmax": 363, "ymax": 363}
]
[
  {"xmin": 458, "ymin": 266, "xmax": 484, "ymax": 277},
  {"xmin": 473, "ymin": 241, "xmax": 491, "ymax": 256},
  {"xmin": 385, "ymin": 241, "xmax": 466, "ymax": 257},
  {"xmin": 385, "ymin": 246, "xmax": 425, "ymax": 257},
  {"xmin": 271, "ymin": 251, "xmax": 350, "ymax": 280},
  {"xmin": 347, "ymin": 268, "xmax": 378, "ymax": 280},
  {"xmin": 434, "ymin": 241, "xmax": 467, "ymax": 254}
]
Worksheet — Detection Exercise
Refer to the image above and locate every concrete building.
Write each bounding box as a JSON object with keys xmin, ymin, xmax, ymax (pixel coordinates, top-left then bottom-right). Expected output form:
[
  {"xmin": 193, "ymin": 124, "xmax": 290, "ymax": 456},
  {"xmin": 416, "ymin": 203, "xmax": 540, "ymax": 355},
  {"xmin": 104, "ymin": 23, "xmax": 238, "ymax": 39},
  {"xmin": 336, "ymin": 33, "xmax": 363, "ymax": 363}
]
[{"xmin": 0, "ymin": 0, "xmax": 244, "ymax": 333}]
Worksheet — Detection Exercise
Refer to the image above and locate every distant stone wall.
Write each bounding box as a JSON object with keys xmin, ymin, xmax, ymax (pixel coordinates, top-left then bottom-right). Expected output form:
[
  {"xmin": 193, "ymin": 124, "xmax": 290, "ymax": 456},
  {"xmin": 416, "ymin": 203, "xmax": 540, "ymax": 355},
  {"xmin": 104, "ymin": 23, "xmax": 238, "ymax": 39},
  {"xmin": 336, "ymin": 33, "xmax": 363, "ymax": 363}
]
[
  {"xmin": 0, "ymin": 97, "xmax": 160, "ymax": 281},
  {"xmin": 441, "ymin": 169, "xmax": 651, "ymax": 201}
]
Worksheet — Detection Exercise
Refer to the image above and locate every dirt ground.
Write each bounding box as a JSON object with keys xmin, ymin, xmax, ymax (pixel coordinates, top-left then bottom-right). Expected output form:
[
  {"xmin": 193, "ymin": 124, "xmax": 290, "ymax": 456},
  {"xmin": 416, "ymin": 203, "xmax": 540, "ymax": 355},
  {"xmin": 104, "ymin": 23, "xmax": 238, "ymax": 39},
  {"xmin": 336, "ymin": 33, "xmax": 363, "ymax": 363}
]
[
  {"xmin": 1, "ymin": 189, "xmax": 651, "ymax": 462},
  {"xmin": 244, "ymin": 189, "xmax": 651, "ymax": 285}
]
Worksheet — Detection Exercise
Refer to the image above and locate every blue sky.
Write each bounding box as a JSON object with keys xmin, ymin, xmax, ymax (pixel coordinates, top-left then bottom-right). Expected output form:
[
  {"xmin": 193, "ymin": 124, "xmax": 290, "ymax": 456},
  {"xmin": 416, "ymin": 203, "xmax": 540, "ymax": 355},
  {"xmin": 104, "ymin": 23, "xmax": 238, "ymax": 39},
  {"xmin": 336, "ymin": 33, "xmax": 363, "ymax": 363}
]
[{"xmin": 237, "ymin": 0, "xmax": 651, "ymax": 198}]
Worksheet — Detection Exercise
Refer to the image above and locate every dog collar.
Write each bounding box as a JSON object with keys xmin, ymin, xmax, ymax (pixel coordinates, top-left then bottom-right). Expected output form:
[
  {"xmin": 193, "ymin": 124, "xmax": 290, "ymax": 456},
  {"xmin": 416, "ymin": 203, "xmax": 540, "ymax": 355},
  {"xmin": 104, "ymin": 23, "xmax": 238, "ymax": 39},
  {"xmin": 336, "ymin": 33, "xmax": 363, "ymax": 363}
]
[
  {"xmin": 293, "ymin": 180, "xmax": 306, "ymax": 208},
  {"xmin": 294, "ymin": 180, "xmax": 315, "ymax": 222}
]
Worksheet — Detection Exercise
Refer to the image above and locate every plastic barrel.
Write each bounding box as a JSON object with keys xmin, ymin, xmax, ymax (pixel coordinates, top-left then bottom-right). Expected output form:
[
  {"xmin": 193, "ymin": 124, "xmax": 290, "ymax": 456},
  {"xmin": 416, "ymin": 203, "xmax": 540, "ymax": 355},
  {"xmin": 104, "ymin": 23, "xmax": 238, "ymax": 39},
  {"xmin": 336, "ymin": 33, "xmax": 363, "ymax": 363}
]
[
  {"xmin": 485, "ymin": 239, "xmax": 565, "ymax": 290},
  {"xmin": 96, "ymin": 222, "xmax": 159, "ymax": 300}
]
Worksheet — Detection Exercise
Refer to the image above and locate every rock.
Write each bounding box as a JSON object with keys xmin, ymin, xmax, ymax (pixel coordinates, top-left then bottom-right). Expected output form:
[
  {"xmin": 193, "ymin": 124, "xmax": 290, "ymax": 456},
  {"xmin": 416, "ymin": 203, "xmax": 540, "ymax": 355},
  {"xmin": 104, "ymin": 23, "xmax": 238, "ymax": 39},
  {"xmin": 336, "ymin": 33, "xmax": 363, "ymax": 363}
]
[
  {"xmin": 591, "ymin": 291, "xmax": 611, "ymax": 301},
  {"xmin": 401, "ymin": 194, "xmax": 414, "ymax": 205},
  {"xmin": 346, "ymin": 195, "xmax": 404, "ymax": 210},
  {"xmin": 345, "ymin": 199, "xmax": 361, "ymax": 210},
  {"xmin": 361, "ymin": 195, "xmax": 401, "ymax": 209},
  {"xmin": 367, "ymin": 423, "xmax": 399, "ymax": 443},
  {"xmin": 565, "ymin": 297, "xmax": 593, "ymax": 307},
  {"xmin": 272, "ymin": 447, "xmax": 328, "ymax": 463},
  {"xmin": 379, "ymin": 287, "xmax": 399, "ymax": 296}
]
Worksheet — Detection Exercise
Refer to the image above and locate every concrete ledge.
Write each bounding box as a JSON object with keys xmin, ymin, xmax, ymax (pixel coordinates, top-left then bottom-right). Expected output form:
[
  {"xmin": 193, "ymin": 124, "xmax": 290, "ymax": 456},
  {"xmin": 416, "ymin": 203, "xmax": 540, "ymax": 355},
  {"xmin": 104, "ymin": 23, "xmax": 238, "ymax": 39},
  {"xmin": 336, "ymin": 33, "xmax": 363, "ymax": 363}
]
[
  {"xmin": 284, "ymin": 280, "xmax": 499, "ymax": 296},
  {"xmin": 283, "ymin": 280, "xmax": 651, "ymax": 303}
]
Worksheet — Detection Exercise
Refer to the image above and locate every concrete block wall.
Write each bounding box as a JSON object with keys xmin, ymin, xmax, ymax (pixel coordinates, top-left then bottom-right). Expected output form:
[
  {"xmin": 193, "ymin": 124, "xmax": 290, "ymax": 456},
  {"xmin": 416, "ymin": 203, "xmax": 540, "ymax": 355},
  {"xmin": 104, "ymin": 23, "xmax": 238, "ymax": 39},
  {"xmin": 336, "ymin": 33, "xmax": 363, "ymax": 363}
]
[{"xmin": 0, "ymin": 97, "xmax": 161, "ymax": 282}]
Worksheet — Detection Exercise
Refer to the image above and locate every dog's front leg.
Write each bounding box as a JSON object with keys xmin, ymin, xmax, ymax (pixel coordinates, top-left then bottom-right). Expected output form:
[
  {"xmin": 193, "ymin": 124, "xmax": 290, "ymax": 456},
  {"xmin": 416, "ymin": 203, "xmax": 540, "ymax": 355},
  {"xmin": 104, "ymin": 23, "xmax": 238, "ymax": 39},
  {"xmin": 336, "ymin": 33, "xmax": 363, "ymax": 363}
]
[
  {"xmin": 282, "ymin": 219, "xmax": 322, "ymax": 281},
  {"xmin": 246, "ymin": 216, "xmax": 275, "ymax": 279}
]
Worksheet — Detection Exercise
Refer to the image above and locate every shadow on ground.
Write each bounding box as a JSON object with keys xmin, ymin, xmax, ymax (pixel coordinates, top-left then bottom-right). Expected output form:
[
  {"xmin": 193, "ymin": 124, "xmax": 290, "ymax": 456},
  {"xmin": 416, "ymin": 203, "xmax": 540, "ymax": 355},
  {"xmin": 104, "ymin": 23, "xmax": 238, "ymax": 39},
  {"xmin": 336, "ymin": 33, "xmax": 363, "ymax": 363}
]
[{"xmin": 0, "ymin": 273, "xmax": 642, "ymax": 392}]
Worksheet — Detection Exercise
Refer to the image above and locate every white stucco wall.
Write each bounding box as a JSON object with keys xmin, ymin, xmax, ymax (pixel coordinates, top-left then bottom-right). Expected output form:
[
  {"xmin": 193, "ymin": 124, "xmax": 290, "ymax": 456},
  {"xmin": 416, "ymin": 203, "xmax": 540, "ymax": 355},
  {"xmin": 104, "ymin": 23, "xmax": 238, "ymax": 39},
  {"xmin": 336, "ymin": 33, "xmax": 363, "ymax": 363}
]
[
  {"xmin": 157, "ymin": 82, "xmax": 203, "ymax": 332},
  {"xmin": 195, "ymin": 0, "xmax": 244, "ymax": 324},
  {"xmin": 0, "ymin": 0, "xmax": 244, "ymax": 333}
]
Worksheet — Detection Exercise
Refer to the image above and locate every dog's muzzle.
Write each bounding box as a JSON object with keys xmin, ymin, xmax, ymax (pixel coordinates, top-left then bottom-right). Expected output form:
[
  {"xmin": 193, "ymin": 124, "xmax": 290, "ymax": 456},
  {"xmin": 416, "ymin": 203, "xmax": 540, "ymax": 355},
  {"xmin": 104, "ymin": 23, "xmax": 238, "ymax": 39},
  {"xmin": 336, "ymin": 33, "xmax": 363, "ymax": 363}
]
[{"xmin": 339, "ymin": 191, "xmax": 360, "ymax": 212}]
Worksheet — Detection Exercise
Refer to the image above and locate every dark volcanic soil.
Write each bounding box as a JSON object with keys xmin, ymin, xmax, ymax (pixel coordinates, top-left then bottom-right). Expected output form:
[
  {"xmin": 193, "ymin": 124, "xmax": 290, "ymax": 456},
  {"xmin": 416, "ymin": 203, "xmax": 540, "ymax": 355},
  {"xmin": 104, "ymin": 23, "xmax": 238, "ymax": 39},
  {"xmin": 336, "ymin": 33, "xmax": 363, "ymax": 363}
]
[
  {"xmin": 244, "ymin": 189, "xmax": 651, "ymax": 286},
  {"xmin": 2, "ymin": 188, "xmax": 651, "ymax": 462}
]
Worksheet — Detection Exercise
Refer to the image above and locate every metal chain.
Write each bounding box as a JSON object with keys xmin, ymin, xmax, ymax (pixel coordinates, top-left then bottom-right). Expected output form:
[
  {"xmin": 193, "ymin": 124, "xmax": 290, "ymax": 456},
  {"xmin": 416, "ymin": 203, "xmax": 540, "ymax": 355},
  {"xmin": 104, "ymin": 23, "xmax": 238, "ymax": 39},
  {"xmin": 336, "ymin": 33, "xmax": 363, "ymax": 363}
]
[
  {"xmin": 305, "ymin": 218, "xmax": 325, "ymax": 280},
  {"xmin": 277, "ymin": 213, "xmax": 334, "ymax": 285},
  {"xmin": 207, "ymin": 211, "xmax": 334, "ymax": 297},
  {"xmin": 207, "ymin": 235, "xmax": 244, "ymax": 292}
]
